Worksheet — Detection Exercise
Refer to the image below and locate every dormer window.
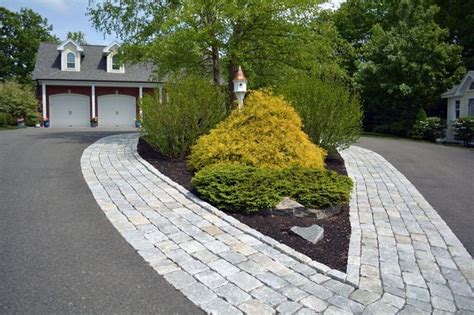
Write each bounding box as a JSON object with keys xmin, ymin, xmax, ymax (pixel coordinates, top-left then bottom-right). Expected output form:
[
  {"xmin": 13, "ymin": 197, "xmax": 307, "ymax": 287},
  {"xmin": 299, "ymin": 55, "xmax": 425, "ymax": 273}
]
[
  {"xmin": 112, "ymin": 55, "xmax": 120, "ymax": 70},
  {"xmin": 57, "ymin": 39, "xmax": 83, "ymax": 72},
  {"xmin": 469, "ymin": 81, "xmax": 474, "ymax": 90},
  {"xmin": 103, "ymin": 41, "xmax": 125, "ymax": 73},
  {"xmin": 67, "ymin": 52, "xmax": 75, "ymax": 68}
]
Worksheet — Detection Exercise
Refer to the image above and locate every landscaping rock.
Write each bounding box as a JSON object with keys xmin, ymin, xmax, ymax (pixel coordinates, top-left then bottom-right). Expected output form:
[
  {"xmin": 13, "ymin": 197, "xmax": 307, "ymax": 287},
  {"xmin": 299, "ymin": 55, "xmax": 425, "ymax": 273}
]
[
  {"xmin": 274, "ymin": 197, "xmax": 305, "ymax": 213},
  {"xmin": 290, "ymin": 224, "xmax": 324, "ymax": 244},
  {"xmin": 269, "ymin": 197, "xmax": 341, "ymax": 219}
]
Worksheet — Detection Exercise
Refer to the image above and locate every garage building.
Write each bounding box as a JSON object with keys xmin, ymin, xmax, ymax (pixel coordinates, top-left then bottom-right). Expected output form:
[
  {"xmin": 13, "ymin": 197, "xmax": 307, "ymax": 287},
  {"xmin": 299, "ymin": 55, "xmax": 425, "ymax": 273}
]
[{"xmin": 32, "ymin": 40, "xmax": 160, "ymax": 128}]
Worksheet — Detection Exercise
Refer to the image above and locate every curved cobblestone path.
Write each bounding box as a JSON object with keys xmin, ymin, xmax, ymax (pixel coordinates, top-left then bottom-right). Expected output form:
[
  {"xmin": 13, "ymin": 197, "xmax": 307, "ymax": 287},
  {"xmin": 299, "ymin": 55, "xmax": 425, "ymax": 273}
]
[{"xmin": 81, "ymin": 134, "xmax": 473, "ymax": 314}]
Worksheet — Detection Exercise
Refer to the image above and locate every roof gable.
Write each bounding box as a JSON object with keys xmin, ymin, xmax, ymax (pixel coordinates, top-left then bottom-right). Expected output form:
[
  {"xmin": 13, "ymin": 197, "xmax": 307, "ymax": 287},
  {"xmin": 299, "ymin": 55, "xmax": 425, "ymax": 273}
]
[
  {"xmin": 442, "ymin": 71, "xmax": 474, "ymax": 98},
  {"xmin": 57, "ymin": 39, "xmax": 84, "ymax": 53},
  {"xmin": 33, "ymin": 42, "xmax": 157, "ymax": 83},
  {"xmin": 103, "ymin": 41, "xmax": 121, "ymax": 55}
]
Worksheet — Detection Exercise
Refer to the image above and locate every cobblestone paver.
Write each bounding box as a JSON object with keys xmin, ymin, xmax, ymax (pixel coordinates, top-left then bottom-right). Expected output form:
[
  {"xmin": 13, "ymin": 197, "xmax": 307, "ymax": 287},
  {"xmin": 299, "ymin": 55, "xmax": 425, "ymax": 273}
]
[{"xmin": 81, "ymin": 134, "xmax": 474, "ymax": 314}]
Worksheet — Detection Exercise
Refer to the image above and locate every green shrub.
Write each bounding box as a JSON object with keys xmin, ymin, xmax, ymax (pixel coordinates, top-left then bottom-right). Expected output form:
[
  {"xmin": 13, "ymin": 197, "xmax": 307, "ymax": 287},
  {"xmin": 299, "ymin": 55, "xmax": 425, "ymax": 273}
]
[
  {"xmin": 411, "ymin": 117, "xmax": 446, "ymax": 142},
  {"xmin": 278, "ymin": 73, "xmax": 362, "ymax": 152},
  {"xmin": 192, "ymin": 164, "xmax": 353, "ymax": 213},
  {"xmin": 453, "ymin": 117, "xmax": 474, "ymax": 147},
  {"xmin": 141, "ymin": 74, "xmax": 227, "ymax": 158},
  {"xmin": 0, "ymin": 81, "xmax": 39, "ymax": 123},
  {"xmin": 188, "ymin": 89, "xmax": 327, "ymax": 171},
  {"xmin": 0, "ymin": 112, "xmax": 16, "ymax": 127}
]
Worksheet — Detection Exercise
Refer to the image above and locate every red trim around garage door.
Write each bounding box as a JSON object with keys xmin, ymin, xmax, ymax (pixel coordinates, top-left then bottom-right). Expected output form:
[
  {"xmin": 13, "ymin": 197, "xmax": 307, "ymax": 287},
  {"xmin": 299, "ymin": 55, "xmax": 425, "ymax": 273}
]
[
  {"xmin": 95, "ymin": 87, "xmax": 139, "ymax": 118},
  {"xmin": 45, "ymin": 86, "xmax": 91, "ymax": 119}
]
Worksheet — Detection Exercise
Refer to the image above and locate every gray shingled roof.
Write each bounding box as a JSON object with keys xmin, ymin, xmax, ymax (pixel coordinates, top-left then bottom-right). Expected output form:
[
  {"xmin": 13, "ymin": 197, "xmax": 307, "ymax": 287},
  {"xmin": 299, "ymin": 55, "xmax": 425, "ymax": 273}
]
[
  {"xmin": 32, "ymin": 43, "xmax": 158, "ymax": 82},
  {"xmin": 442, "ymin": 70, "xmax": 474, "ymax": 97}
]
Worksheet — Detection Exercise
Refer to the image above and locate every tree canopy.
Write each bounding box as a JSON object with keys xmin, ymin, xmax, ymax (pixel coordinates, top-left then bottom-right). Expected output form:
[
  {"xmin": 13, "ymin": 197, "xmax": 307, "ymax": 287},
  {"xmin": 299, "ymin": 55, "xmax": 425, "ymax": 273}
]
[
  {"xmin": 330, "ymin": 0, "xmax": 465, "ymax": 135},
  {"xmin": 0, "ymin": 7, "xmax": 59, "ymax": 83},
  {"xmin": 431, "ymin": 0, "xmax": 474, "ymax": 69},
  {"xmin": 66, "ymin": 31, "xmax": 87, "ymax": 45},
  {"xmin": 88, "ymin": 0, "xmax": 347, "ymax": 91}
]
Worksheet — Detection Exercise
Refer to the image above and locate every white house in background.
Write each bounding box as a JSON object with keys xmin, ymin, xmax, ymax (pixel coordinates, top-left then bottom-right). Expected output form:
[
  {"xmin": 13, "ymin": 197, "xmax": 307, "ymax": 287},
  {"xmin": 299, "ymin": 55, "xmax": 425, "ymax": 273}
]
[{"xmin": 441, "ymin": 71, "xmax": 474, "ymax": 142}]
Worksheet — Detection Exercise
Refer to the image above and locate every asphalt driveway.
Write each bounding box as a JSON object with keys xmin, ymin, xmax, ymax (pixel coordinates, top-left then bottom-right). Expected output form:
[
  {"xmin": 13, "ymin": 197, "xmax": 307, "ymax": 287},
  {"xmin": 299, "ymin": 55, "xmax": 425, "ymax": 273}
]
[
  {"xmin": 0, "ymin": 128, "xmax": 202, "ymax": 314},
  {"xmin": 357, "ymin": 136, "xmax": 474, "ymax": 255}
]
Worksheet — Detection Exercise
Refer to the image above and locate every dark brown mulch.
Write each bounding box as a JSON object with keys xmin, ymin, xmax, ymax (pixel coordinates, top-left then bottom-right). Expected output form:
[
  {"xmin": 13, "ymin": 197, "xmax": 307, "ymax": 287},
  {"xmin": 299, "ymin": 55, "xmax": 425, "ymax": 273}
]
[
  {"xmin": 138, "ymin": 138, "xmax": 196, "ymax": 192},
  {"xmin": 137, "ymin": 138, "xmax": 350, "ymax": 272}
]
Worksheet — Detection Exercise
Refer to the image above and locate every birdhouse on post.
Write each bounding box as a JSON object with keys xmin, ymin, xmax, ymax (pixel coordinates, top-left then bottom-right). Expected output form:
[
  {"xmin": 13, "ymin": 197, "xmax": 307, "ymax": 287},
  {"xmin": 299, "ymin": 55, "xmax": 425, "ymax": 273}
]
[{"xmin": 233, "ymin": 66, "xmax": 247, "ymax": 110}]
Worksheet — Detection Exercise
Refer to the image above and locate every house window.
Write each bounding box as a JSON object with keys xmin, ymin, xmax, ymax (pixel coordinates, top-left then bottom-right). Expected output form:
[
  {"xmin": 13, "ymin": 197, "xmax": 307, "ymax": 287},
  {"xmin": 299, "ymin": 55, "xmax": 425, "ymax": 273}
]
[
  {"xmin": 112, "ymin": 55, "xmax": 120, "ymax": 70},
  {"xmin": 67, "ymin": 52, "xmax": 75, "ymax": 69},
  {"xmin": 455, "ymin": 100, "xmax": 460, "ymax": 119},
  {"xmin": 469, "ymin": 99, "xmax": 474, "ymax": 116},
  {"xmin": 470, "ymin": 82, "xmax": 474, "ymax": 90}
]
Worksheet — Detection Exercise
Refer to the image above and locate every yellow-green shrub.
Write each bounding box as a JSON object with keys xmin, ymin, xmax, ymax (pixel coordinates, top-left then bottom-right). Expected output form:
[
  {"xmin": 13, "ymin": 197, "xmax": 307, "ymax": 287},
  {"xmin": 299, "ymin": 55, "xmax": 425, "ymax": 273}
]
[{"xmin": 188, "ymin": 90, "xmax": 327, "ymax": 171}]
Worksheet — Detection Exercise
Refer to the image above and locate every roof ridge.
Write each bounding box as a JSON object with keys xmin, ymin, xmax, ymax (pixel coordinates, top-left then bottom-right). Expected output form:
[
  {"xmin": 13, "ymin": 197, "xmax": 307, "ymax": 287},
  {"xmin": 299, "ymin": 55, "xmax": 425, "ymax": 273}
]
[{"xmin": 40, "ymin": 42, "xmax": 108, "ymax": 48}]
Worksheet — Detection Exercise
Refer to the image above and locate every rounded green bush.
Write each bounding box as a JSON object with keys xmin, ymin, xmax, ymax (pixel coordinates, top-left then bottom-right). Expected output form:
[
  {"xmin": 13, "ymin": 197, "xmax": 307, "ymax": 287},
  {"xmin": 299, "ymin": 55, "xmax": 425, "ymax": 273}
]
[{"xmin": 192, "ymin": 163, "xmax": 353, "ymax": 213}]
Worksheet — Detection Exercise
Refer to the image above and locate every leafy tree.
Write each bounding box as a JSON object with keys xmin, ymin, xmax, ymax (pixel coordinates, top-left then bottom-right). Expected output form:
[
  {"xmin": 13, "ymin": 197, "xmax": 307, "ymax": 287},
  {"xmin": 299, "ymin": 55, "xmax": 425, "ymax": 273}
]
[
  {"xmin": 333, "ymin": 0, "xmax": 473, "ymax": 73},
  {"xmin": 430, "ymin": 0, "xmax": 474, "ymax": 69},
  {"xmin": 0, "ymin": 7, "xmax": 59, "ymax": 83},
  {"xmin": 88, "ymin": 0, "xmax": 345, "ymax": 93},
  {"xmin": 354, "ymin": 1, "xmax": 464, "ymax": 135},
  {"xmin": 0, "ymin": 81, "xmax": 39, "ymax": 121},
  {"xmin": 66, "ymin": 31, "xmax": 87, "ymax": 45}
]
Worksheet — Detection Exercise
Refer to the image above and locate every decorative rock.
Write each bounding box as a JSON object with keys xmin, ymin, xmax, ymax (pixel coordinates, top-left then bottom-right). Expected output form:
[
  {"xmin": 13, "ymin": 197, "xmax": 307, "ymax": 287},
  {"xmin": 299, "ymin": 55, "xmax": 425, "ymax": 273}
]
[
  {"xmin": 290, "ymin": 225, "xmax": 324, "ymax": 244},
  {"xmin": 275, "ymin": 197, "xmax": 305, "ymax": 212}
]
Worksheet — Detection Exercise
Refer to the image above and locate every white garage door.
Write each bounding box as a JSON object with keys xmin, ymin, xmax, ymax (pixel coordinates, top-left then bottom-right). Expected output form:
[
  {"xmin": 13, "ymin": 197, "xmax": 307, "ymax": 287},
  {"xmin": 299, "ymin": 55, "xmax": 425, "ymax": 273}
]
[
  {"xmin": 98, "ymin": 95, "xmax": 136, "ymax": 127},
  {"xmin": 49, "ymin": 94, "xmax": 90, "ymax": 128}
]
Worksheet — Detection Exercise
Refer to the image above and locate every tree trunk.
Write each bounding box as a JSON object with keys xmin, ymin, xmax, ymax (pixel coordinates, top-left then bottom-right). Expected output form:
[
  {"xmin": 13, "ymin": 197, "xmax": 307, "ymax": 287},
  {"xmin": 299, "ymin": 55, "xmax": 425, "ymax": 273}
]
[{"xmin": 211, "ymin": 45, "xmax": 220, "ymax": 85}]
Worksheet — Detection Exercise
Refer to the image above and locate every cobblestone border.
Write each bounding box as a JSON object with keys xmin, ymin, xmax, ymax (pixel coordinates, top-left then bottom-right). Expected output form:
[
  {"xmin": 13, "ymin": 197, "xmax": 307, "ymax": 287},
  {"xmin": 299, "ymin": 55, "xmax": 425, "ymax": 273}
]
[{"xmin": 81, "ymin": 134, "xmax": 473, "ymax": 314}]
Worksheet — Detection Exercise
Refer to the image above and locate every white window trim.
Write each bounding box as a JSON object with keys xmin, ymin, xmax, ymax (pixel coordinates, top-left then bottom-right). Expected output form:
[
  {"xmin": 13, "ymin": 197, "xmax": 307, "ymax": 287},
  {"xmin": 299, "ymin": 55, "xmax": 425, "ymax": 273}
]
[
  {"xmin": 455, "ymin": 100, "xmax": 461, "ymax": 120},
  {"xmin": 61, "ymin": 49, "xmax": 81, "ymax": 72},
  {"xmin": 66, "ymin": 52, "xmax": 76, "ymax": 69},
  {"xmin": 106, "ymin": 53, "xmax": 125, "ymax": 73},
  {"xmin": 468, "ymin": 99, "xmax": 474, "ymax": 117}
]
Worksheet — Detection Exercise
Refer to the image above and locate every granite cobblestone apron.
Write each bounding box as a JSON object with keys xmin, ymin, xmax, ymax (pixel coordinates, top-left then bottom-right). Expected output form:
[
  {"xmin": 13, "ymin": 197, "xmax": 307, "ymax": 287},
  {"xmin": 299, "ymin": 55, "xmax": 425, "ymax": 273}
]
[{"xmin": 81, "ymin": 134, "xmax": 473, "ymax": 314}]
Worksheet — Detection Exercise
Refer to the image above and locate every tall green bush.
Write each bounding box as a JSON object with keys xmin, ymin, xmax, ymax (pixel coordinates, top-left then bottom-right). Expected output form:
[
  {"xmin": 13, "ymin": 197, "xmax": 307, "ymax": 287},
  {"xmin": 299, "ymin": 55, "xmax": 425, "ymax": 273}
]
[
  {"xmin": 0, "ymin": 81, "xmax": 39, "ymax": 123},
  {"xmin": 141, "ymin": 74, "xmax": 227, "ymax": 158},
  {"xmin": 278, "ymin": 74, "xmax": 362, "ymax": 152}
]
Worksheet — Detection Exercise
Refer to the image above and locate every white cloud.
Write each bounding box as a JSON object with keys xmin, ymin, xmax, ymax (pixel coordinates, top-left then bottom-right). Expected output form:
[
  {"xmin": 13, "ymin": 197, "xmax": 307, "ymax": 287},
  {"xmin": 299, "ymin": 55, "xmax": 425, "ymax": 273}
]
[{"xmin": 36, "ymin": 0, "xmax": 68, "ymax": 12}]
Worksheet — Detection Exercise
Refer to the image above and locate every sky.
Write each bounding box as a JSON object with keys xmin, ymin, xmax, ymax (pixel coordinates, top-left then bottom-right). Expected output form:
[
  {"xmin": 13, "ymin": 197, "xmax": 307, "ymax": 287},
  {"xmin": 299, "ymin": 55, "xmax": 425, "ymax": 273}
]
[
  {"xmin": 0, "ymin": 0, "xmax": 117, "ymax": 45},
  {"xmin": 1, "ymin": 0, "xmax": 344, "ymax": 46}
]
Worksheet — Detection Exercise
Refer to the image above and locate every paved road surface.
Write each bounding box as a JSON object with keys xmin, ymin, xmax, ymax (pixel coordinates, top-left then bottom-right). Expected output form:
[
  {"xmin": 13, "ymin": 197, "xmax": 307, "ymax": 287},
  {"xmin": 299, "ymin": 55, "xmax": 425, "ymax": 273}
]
[
  {"xmin": 357, "ymin": 136, "xmax": 474, "ymax": 255},
  {"xmin": 0, "ymin": 128, "xmax": 202, "ymax": 314}
]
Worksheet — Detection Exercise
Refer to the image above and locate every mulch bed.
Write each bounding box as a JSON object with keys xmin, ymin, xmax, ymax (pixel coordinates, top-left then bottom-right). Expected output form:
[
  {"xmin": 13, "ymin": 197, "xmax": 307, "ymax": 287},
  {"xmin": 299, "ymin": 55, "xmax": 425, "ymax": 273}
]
[{"xmin": 138, "ymin": 138, "xmax": 351, "ymax": 272}]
